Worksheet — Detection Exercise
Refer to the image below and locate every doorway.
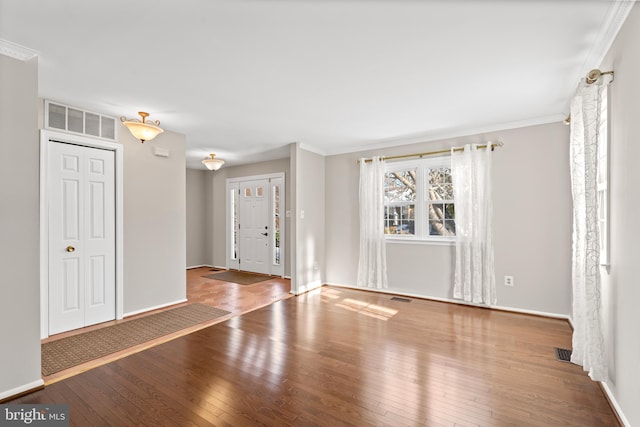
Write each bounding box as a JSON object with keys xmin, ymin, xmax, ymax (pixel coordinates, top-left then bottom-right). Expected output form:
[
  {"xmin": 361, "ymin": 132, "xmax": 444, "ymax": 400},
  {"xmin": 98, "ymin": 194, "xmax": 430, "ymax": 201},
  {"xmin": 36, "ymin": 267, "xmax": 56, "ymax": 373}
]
[
  {"xmin": 40, "ymin": 130, "xmax": 124, "ymax": 338},
  {"xmin": 227, "ymin": 174, "xmax": 284, "ymax": 277}
]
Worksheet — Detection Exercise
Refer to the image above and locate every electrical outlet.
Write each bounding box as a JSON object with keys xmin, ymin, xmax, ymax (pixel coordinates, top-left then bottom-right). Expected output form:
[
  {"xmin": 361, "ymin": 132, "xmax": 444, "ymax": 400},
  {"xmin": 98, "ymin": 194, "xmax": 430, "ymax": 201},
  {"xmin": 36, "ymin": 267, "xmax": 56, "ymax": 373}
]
[{"xmin": 504, "ymin": 276, "xmax": 514, "ymax": 287}]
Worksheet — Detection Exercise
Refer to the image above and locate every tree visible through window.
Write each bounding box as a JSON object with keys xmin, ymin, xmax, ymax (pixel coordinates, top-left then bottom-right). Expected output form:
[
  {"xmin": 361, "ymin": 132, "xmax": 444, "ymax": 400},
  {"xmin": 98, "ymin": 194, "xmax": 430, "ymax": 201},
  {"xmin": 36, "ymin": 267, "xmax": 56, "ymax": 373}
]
[
  {"xmin": 384, "ymin": 169, "xmax": 416, "ymax": 235},
  {"xmin": 427, "ymin": 167, "xmax": 455, "ymax": 236},
  {"xmin": 383, "ymin": 158, "xmax": 455, "ymax": 240}
]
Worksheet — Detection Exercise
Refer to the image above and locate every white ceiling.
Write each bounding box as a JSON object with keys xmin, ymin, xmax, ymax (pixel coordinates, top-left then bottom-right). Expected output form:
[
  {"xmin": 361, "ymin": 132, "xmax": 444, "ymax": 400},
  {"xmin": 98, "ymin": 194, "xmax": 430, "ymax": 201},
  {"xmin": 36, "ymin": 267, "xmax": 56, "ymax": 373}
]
[{"xmin": 0, "ymin": 0, "xmax": 630, "ymax": 169}]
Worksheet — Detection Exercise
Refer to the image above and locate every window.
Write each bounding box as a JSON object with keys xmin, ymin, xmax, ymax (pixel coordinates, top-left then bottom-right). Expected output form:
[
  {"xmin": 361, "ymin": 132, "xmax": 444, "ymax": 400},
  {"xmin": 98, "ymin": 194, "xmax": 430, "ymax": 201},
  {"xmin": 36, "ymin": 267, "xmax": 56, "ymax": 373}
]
[
  {"xmin": 384, "ymin": 157, "xmax": 455, "ymax": 242},
  {"xmin": 597, "ymin": 86, "xmax": 609, "ymax": 266},
  {"xmin": 384, "ymin": 169, "xmax": 416, "ymax": 235}
]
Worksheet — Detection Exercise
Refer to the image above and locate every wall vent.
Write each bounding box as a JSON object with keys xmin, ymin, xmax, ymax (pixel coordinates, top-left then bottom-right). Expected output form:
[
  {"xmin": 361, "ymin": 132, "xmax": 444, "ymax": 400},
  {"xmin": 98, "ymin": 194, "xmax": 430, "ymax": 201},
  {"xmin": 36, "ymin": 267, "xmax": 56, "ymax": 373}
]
[
  {"xmin": 44, "ymin": 100, "xmax": 117, "ymax": 141},
  {"xmin": 390, "ymin": 296, "xmax": 412, "ymax": 303}
]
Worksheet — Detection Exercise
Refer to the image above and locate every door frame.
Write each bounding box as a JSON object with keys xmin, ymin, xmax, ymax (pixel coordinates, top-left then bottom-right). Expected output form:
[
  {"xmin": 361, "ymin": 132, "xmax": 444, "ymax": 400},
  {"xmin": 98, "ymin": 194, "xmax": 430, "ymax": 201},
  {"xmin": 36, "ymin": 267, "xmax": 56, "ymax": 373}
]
[
  {"xmin": 39, "ymin": 129, "xmax": 124, "ymax": 339},
  {"xmin": 226, "ymin": 173, "xmax": 285, "ymax": 277}
]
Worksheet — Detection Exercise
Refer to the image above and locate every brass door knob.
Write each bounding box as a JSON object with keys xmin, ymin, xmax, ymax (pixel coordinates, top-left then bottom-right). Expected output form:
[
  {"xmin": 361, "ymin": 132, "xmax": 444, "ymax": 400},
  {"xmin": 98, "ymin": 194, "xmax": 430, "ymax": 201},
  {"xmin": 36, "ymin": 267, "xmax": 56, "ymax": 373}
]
[{"xmin": 66, "ymin": 246, "xmax": 75, "ymax": 252}]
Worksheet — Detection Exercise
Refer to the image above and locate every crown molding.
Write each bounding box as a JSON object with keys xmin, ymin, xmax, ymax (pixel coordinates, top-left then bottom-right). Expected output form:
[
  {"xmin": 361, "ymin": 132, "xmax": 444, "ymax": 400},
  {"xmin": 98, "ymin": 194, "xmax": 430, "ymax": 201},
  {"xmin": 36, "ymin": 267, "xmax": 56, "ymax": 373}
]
[
  {"xmin": 0, "ymin": 39, "xmax": 38, "ymax": 61},
  {"xmin": 323, "ymin": 113, "xmax": 564, "ymax": 157},
  {"xmin": 298, "ymin": 142, "xmax": 327, "ymax": 156},
  {"xmin": 579, "ymin": 0, "xmax": 635, "ymax": 76}
]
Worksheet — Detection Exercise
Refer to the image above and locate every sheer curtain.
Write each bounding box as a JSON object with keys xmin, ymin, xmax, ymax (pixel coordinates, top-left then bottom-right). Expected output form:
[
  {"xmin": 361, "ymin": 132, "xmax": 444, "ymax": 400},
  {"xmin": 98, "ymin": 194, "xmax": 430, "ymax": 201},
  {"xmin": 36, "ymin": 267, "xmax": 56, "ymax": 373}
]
[
  {"xmin": 569, "ymin": 82, "xmax": 607, "ymax": 381},
  {"xmin": 357, "ymin": 156, "xmax": 388, "ymax": 289},
  {"xmin": 451, "ymin": 144, "xmax": 496, "ymax": 305}
]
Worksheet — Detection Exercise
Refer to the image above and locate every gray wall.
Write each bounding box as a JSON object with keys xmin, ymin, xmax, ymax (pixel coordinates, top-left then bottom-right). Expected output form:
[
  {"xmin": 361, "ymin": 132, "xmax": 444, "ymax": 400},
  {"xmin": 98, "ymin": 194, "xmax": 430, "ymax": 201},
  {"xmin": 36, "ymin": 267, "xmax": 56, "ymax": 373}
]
[
  {"xmin": 325, "ymin": 122, "xmax": 572, "ymax": 316},
  {"xmin": 209, "ymin": 158, "xmax": 291, "ymax": 275},
  {"xmin": 122, "ymin": 130, "xmax": 187, "ymax": 314},
  {"xmin": 186, "ymin": 168, "xmax": 209, "ymax": 268},
  {"xmin": 599, "ymin": 3, "xmax": 640, "ymax": 425},
  {"xmin": 294, "ymin": 146, "xmax": 326, "ymax": 293},
  {"xmin": 0, "ymin": 55, "xmax": 42, "ymax": 398}
]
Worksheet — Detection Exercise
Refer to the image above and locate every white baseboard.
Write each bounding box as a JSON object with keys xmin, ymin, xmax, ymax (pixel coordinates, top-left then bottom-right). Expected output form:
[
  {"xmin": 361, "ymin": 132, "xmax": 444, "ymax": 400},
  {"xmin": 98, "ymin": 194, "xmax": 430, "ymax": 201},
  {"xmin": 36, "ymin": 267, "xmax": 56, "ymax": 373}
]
[
  {"xmin": 123, "ymin": 298, "xmax": 188, "ymax": 318},
  {"xmin": 601, "ymin": 382, "xmax": 631, "ymax": 427},
  {"xmin": 0, "ymin": 379, "xmax": 44, "ymax": 401},
  {"xmin": 324, "ymin": 282, "xmax": 570, "ymax": 320},
  {"xmin": 186, "ymin": 264, "xmax": 212, "ymax": 269}
]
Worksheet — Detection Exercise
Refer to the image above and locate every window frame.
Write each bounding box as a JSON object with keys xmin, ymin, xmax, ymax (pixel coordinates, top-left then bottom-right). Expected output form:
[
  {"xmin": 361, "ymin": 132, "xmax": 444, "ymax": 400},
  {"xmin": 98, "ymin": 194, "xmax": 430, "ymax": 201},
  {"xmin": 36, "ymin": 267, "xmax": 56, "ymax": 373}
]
[{"xmin": 384, "ymin": 156, "xmax": 455, "ymax": 245}]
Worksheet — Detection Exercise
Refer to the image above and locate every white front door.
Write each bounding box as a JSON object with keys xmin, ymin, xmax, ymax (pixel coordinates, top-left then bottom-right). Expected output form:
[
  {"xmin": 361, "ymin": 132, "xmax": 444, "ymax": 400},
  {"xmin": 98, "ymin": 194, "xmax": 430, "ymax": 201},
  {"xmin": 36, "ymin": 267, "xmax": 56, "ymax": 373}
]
[
  {"xmin": 239, "ymin": 179, "xmax": 270, "ymax": 274},
  {"xmin": 48, "ymin": 141, "xmax": 116, "ymax": 335}
]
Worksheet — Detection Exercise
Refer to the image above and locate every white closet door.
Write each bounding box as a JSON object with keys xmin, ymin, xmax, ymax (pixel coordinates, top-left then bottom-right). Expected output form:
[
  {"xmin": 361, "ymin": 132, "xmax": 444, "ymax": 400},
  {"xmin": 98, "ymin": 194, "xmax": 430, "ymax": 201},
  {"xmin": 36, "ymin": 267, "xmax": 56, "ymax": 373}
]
[{"xmin": 49, "ymin": 142, "xmax": 115, "ymax": 335}]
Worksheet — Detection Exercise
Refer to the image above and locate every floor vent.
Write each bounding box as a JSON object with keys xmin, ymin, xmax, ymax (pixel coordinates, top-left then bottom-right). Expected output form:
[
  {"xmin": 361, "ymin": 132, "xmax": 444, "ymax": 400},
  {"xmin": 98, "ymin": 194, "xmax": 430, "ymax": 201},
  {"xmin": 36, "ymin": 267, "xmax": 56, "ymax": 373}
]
[
  {"xmin": 390, "ymin": 297, "xmax": 412, "ymax": 303},
  {"xmin": 554, "ymin": 347, "xmax": 572, "ymax": 362}
]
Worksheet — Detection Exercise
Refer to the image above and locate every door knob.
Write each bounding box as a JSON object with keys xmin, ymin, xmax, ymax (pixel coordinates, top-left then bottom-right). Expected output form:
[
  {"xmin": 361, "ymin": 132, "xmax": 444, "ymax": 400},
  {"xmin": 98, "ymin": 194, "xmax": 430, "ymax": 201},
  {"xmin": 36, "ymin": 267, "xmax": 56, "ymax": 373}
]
[
  {"xmin": 66, "ymin": 246, "xmax": 75, "ymax": 252},
  {"xmin": 261, "ymin": 232, "xmax": 268, "ymax": 236}
]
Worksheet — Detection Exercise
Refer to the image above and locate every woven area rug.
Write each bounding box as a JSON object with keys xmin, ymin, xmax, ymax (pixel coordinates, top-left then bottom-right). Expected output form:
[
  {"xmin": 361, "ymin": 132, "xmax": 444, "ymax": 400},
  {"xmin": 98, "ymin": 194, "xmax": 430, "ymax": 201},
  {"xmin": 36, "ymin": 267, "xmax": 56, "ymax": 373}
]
[
  {"xmin": 42, "ymin": 303, "xmax": 230, "ymax": 376},
  {"xmin": 203, "ymin": 270, "xmax": 273, "ymax": 285}
]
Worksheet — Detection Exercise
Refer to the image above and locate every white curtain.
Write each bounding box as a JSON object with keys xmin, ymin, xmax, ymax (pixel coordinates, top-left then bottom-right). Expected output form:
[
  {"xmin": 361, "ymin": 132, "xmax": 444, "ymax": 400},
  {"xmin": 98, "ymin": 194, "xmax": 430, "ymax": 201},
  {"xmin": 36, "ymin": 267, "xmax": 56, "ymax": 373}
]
[
  {"xmin": 569, "ymin": 82, "xmax": 607, "ymax": 381},
  {"xmin": 451, "ymin": 144, "xmax": 496, "ymax": 305},
  {"xmin": 357, "ymin": 156, "xmax": 388, "ymax": 289}
]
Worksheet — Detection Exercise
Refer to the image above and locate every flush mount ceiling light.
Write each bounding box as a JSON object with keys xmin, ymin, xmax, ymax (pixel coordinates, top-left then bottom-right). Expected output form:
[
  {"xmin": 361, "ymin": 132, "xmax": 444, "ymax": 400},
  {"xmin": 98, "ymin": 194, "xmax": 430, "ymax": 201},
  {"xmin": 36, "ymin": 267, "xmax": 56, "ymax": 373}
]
[
  {"xmin": 120, "ymin": 111, "xmax": 164, "ymax": 143},
  {"xmin": 202, "ymin": 153, "xmax": 225, "ymax": 171}
]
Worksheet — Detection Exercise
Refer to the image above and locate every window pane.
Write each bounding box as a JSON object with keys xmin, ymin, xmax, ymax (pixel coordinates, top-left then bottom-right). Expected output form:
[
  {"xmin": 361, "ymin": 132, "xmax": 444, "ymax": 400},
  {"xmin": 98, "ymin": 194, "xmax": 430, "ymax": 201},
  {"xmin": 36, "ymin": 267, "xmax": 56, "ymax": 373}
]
[
  {"xmin": 48, "ymin": 103, "xmax": 66, "ymax": 129},
  {"xmin": 101, "ymin": 116, "xmax": 115, "ymax": 140},
  {"xmin": 428, "ymin": 168, "xmax": 452, "ymax": 185},
  {"xmin": 273, "ymin": 185, "xmax": 281, "ymax": 265},
  {"xmin": 444, "ymin": 219, "xmax": 456, "ymax": 235},
  {"xmin": 85, "ymin": 112, "xmax": 100, "ymax": 136},
  {"xmin": 384, "ymin": 204, "xmax": 415, "ymax": 235},
  {"xmin": 429, "ymin": 220, "xmax": 443, "ymax": 235},
  {"xmin": 444, "ymin": 203, "xmax": 455, "ymax": 220},
  {"xmin": 384, "ymin": 170, "xmax": 416, "ymax": 202},
  {"xmin": 68, "ymin": 108, "xmax": 83, "ymax": 133},
  {"xmin": 427, "ymin": 168, "xmax": 453, "ymax": 201},
  {"xmin": 427, "ymin": 203, "xmax": 456, "ymax": 236},
  {"xmin": 230, "ymin": 189, "xmax": 238, "ymax": 259}
]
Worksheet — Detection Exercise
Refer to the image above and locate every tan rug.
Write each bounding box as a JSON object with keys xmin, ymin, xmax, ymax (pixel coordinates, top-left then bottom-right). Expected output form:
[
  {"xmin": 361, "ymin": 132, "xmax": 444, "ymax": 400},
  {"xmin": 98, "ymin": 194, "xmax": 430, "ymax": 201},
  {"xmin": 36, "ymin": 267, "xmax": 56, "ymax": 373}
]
[
  {"xmin": 203, "ymin": 270, "xmax": 274, "ymax": 285},
  {"xmin": 42, "ymin": 303, "xmax": 230, "ymax": 376}
]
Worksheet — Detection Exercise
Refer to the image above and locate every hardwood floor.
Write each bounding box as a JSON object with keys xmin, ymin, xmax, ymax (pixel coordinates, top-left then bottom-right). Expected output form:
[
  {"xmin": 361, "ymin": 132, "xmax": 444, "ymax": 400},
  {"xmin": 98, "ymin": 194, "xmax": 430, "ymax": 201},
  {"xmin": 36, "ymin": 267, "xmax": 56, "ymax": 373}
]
[
  {"xmin": 14, "ymin": 284, "xmax": 619, "ymax": 426},
  {"xmin": 41, "ymin": 267, "xmax": 292, "ymax": 384}
]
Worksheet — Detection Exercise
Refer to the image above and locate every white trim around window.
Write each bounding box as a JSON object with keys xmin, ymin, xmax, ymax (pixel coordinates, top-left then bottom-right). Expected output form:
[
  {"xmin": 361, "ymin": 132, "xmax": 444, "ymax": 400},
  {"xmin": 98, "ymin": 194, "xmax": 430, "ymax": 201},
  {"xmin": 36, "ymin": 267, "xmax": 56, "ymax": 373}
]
[{"xmin": 384, "ymin": 156, "xmax": 456, "ymax": 245}]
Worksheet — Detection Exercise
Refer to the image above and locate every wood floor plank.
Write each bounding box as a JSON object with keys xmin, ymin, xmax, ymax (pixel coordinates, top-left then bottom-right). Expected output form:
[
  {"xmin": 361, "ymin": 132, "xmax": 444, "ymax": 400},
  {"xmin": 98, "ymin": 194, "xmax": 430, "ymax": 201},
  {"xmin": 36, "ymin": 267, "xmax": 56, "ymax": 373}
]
[{"xmin": 12, "ymin": 282, "xmax": 620, "ymax": 426}]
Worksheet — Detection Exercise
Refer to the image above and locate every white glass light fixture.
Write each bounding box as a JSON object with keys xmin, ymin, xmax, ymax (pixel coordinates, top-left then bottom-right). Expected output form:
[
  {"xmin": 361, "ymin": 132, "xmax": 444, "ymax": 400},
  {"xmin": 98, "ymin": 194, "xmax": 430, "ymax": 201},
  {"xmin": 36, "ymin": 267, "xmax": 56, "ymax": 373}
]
[
  {"xmin": 120, "ymin": 111, "xmax": 164, "ymax": 143},
  {"xmin": 202, "ymin": 153, "xmax": 225, "ymax": 171}
]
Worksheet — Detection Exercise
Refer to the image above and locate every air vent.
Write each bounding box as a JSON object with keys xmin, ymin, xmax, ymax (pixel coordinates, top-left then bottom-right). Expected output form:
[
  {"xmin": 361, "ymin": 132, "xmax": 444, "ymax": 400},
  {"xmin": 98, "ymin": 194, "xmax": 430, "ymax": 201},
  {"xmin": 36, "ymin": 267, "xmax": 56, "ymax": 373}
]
[
  {"xmin": 554, "ymin": 347, "xmax": 572, "ymax": 362},
  {"xmin": 390, "ymin": 297, "xmax": 412, "ymax": 303},
  {"xmin": 45, "ymin": 100, "xmax": 117, "ymax": 141}
]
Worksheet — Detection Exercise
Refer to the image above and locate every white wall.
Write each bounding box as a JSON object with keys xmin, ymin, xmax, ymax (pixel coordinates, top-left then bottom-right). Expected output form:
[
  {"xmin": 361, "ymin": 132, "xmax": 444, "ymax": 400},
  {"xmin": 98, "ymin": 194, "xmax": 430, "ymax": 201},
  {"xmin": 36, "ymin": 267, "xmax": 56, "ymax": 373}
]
[
  {"xmin": 0, "ymin": 55, "xmax": 42, "ymax": 398},
  {"xmin": 186, "ymin": 168, "xmax": 209, "ymax": 268},
  {"xmin": 325, "ymin": 122, "xmax": 572, "ymax": 316},
  {"xmin": 293, "ymin": 145, "xmax": 326, "ymax": 293},
  {"xmin": 209, "ymin": 158, "xmax": 291, "ymax": 275},
  {"xmin": 598, "ymin": 3, "xmax": 640, "ymax": 425},
  {"xmin": 122, "ymin": 130, "xmax": 187, "ymax": 314}
]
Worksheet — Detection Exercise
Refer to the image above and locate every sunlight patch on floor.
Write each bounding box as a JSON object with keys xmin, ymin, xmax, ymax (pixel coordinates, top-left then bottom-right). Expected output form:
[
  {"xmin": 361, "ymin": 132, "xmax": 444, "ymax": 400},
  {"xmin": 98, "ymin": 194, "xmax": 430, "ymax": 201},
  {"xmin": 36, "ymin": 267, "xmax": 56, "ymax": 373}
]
[
  {"xmin": 321, "ymin": 288, "xmax": 343, "ymax": 301},
  {"xmin": 335, "ymin": 298, "xmax": 398, "ymax": 320}
]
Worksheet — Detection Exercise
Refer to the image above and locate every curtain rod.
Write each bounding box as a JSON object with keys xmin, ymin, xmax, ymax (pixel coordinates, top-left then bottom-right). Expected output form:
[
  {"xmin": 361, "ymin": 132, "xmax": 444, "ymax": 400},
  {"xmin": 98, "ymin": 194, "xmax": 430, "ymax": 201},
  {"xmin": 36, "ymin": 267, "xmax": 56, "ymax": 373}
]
[
  {"xmin": 564, "ymin": 68, "xmax": 614, "ymax": 125},
  {"xmin": 359, "ymin": 141, "xmax": 503, "ymax": 163}
]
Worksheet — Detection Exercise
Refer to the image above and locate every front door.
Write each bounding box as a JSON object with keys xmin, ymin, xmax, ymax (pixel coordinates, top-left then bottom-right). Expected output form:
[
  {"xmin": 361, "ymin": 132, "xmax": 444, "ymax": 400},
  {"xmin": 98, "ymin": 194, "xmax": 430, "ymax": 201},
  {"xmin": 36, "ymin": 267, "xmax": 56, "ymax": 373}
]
[
  {"xmin": 48, "ymin": 141, "xmax": 116, "ymax": 335},
  {"xmin": 238, "ymin": 179, "xmax": 270, "ymax": 274}
]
